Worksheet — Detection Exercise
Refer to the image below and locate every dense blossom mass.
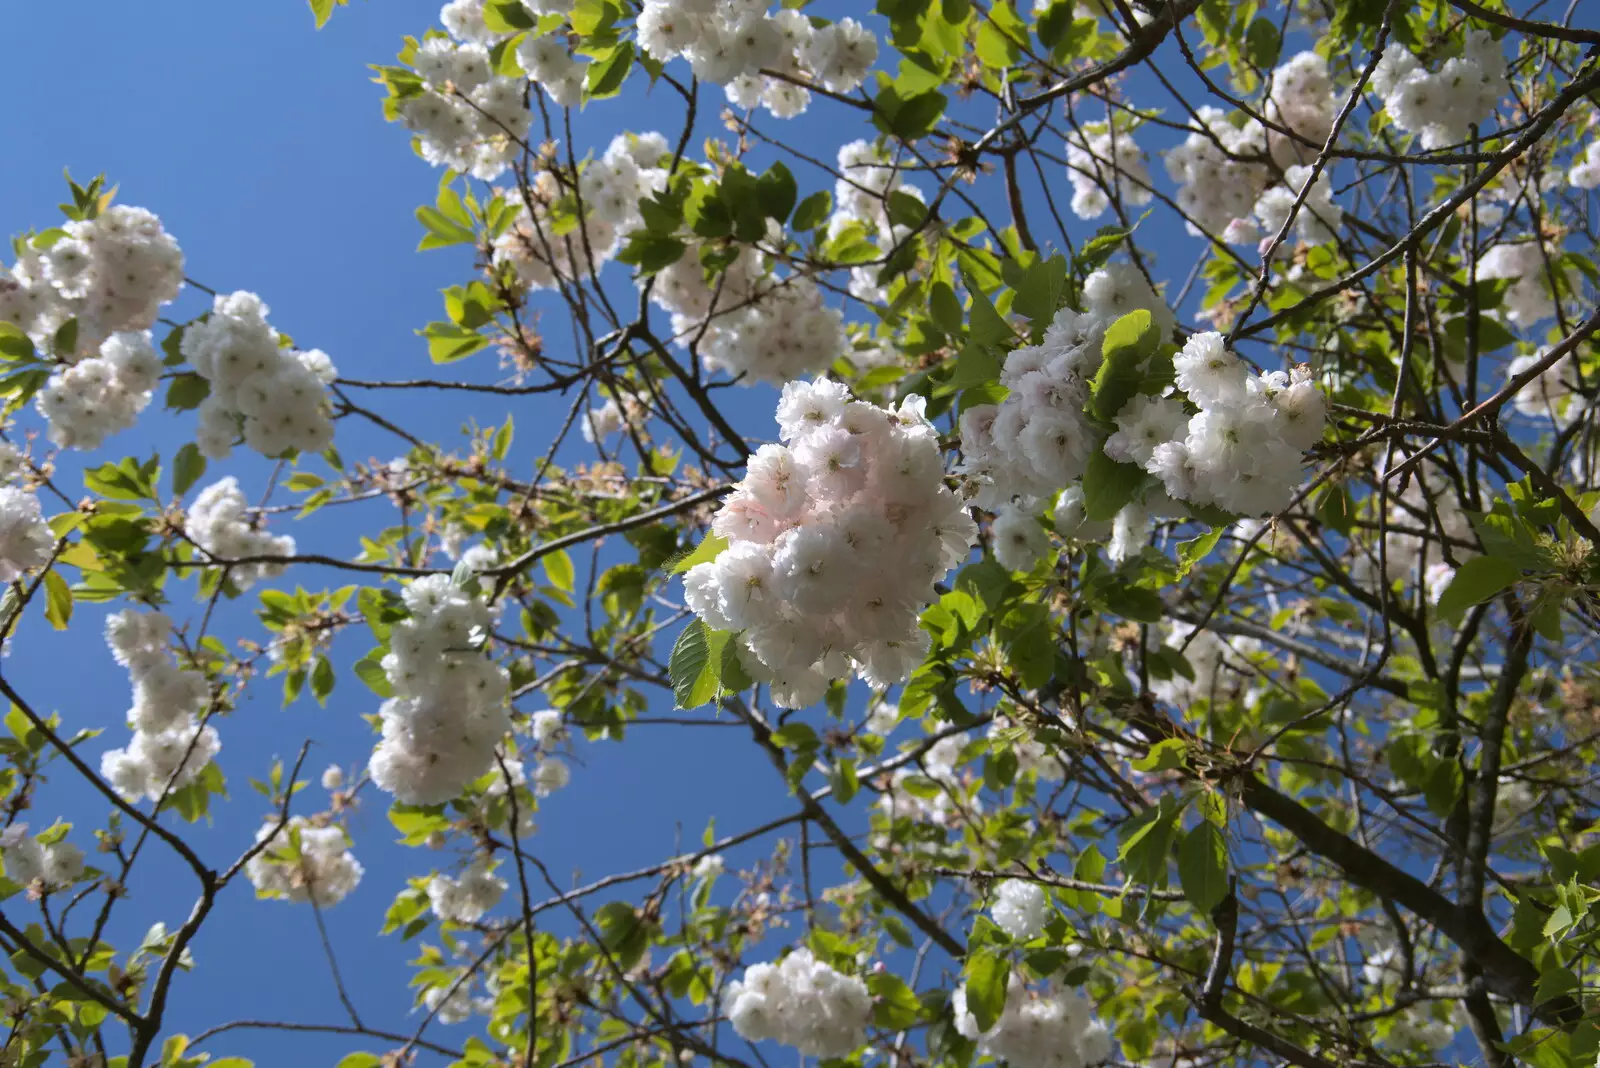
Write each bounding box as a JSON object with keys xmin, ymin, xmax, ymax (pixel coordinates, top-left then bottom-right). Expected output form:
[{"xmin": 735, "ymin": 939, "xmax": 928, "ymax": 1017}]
[
  {"xmin": 99, "ymin": 610, "xmax": 221, "ymax": 802},
  {"xmin": 724, "ymin": 948, "xmax": 873, "ymax": 1057},
  {"xmin": 185, "ymin": 477, "xmax": 296, "ymax": 588},
  {"xmin": 36, "ymin": 331, "xmax": 162, "ymax": 449},
  {"xmin": 245, "ymin": 816, "xmax": 364, "ymax": 906},
  {"xmin": 954, "ymin": 976, "xmax": 1114, "ymax": 1068},
  {"xmin": 0, "ymin": 487, "xmax": 53, "ymax": 583},
  {"xmin": 1369, "ymin": 28, "xmax": 1508, "ymax": 149},
  {"xmin": 0, "ymin": 205, "xmax": 183, "ymax": 356},
  {"xmin": 0, "ymin": 825, "xmax": 85, "ymax": 892},
  {"xmin": 368, "ymin": 575, "xmax": 511, "ymax": 804},
  {"xmin": 180, "ymin": 290, "xmax": 338, "ymax": 459},
  {"xmin": 683, "ymin": 381, "xmax": 977, "ymax": 704}
]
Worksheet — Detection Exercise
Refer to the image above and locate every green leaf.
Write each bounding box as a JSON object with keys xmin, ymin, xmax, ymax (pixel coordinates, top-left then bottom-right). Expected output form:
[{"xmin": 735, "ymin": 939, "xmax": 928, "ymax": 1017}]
[
  {"xmin": 1244, "ymin": 17, "xmax": 1282, "ymax": 67},
  {"xmin": 42, "ymin": 571, "xmax": 71, "ymax": 631},
  {"xmin": 310, "ymin": 655, "xmax": 335, "ymax": 706},
  {"xmin": 0, "ymin": 324, "xmax": 34, "ymax": 362},
  {"xmin": 962, "ymin": 948, "xmax": 1010, "ymax": 1033},
  {"xmin": 668, "ymin": 530, "xmax": 727, "ymax": 574},
  {"xmin": 1177, "ymin": 528, "xmax": 1223, "ymax": 577},
  {"xmin": 308, "ymin": 0, "xmax": 337, "ymax": 27},
  {"xmin": 791, "ymin": 190, "xmax": 832, "ymax": 231},
  {"xmin": 1178, "ymin": 822, "xmax": 1229, "ymax": 915},
  {"xmin": 421, "ymin": 322, "xmax": 489, "ymax": 364},
  {"xmin": 172, "ymin": 444, "xmax": 206, "ymax": 499},
  {"xmin": 585, "ymin": 41, "xmax": 634, "ymax": 98},
  {"xmin": 670, "ymin": 620, "xmax": 721, "ymax": 709},
  {"xmin": 929, "ymin": 281, "xmax": 964, "ymax": 335},
  {"xmin": 164, "ymin": 373, "xmax": 210, "ymax": 412},
  {"xmin": 617, "ymin": 233, "xmax": 689, "ymax": 275},
  {"xmin": 1131, "ymin": 737, "xmax": 1186, "ymax": 772},
  {"xmin": 1090, "ymin": 309, "xmax": 1159, "ymax": 420},
  {"xmin": 542, "ymin": 550, "xmax": 574, "ymax": 592},
  {"xmin": 1081, "ymin": 450, "xmax": 1145, "ymax": 523},
  {"xmin": 1103, "ymin": 585, "xmax": 1163, "ymax": 623},
  {"xmin": 868, "ymin": 972, "xmax": 923, "ymax": 1029},
  {"xmin": 1436, "ymin": 556, "xmax": 1522, "ymax": 623}
]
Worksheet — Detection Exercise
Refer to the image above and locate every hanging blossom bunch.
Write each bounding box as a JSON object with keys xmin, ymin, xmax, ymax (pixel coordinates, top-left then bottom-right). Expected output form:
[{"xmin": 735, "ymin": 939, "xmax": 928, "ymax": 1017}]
[
  {"xmin": 1475, "ymin": 242, "xmax": 1561, "ymax": 326},
  {"xmin": 1569, "ymin": 137, "xmax": 1600, "ymax": 188},
  {"xmin": 1253, "ymin": 164, "xmax": 1344, "ymax": 247},
  {"xmin": 0, "ymin": 826, "xmax": 86, "ymax": 892},
  {"xmin": 683, "ymin": 380, "xmax": 977, "ymax": 706},
  {"xmin": 991, "ymin": 878, "xmax": 1051, "ymax": 940},
  {"xmin": 368, "ymin": 575, "xmax": 512, "ymax": 805},
  {"xmin": 878, "ymin": 732, "xmax": 974, "ymax": 826},
  {"xmin": 1264, "ymin": 51, "xmax": 1338, "ymax": 159},
  {"xmin": 1147, "ymin": 623, "xmax": 1262, "ymax": 709},
  {"xmin": 1065, "ymin": 126, "xmax": 1153, "ymax": 221},
  {"xmin": 830, "ymin": 139, "xmax": 926, "ymax": 302},
  {"xmin": 99, "ymin": 611, "xmax": 221, "ymax": 802},
  {"xmin": 180, "ymin": 290, "xmax": 338, "ymax": 460},
  {"xmin": 954, "ymin": 975, "xmax": 1114, "ymax": 1068},
  {"xmin": 1505, "ymin": 347, "xmax": 1587, "ymax": 424},
  {"xmin": 1369, "ymin": 27, "xmax": 1509, "ymax": 150},
  {"xmin": 1163, "ymin": 106, "xmax": 1272, "ymax": 238},
  {"xmin": 245, "ymin": 816, "xmax": 365, "ymax": 907},
  {"xmin": 958, "ymin": 263, "xmax": 1178, "ymax": 512},
  {"xmin": 400, "ymin": 32, "xmax": 530, "ymax": 180},
  {"xmin": 0, "ymin": 487, "xmax": 54, "ymax": 583},
  {"xmin": 185, "ymin": 477, "xmax": 296, "ymax": 589},
  {"xmin": 0, "ymin": 205, "xmax": 183, "ymax": 356},
  {"xmin": 1349, "ymin": 461, "xmax": 1476, "ymax": 598},
  {"xmin": 425, "ymin": 856, "xmax": 505, "ymax": 920},
  {"xmin": 428, "ymin": 857, "xmax": 508, "ymax": 924},
  {"xmin": 35, "ymin": 331, "xmax": 162, "ymax": 450},
  {"xmin": 489, "ymin": 132, "xmax": 669, "ymax": 292},
  {"xmin": 637, "ymin": 1, "xmax": 877, "ymax": 117},
  {"xmin": 1133, "ymin": 332, "xmax": 1328, "ymax": 516},
  {"xmin": 723, "ymin": 947, "xmax": 873, "ymax": 1058}
]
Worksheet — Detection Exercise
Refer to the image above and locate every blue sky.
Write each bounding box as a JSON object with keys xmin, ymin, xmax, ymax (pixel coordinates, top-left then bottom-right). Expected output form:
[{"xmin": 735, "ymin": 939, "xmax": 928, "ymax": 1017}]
[{"xmin": 0, "ymin": 2, "xmax": 1392, "ymax": 1063}]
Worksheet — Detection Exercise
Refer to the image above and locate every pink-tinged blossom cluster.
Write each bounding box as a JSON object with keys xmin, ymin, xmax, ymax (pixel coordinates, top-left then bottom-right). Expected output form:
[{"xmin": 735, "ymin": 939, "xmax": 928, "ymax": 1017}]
[{"xmin": 684, "ymin": 380, "xmax": 976, "ymax": 706}]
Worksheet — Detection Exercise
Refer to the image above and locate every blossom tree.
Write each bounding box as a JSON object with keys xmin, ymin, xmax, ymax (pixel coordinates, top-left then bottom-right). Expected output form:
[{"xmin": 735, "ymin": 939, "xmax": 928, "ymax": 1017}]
[{"xmin": 2, "ymin": 0, "xmax": 1600, "ymax": 1066}]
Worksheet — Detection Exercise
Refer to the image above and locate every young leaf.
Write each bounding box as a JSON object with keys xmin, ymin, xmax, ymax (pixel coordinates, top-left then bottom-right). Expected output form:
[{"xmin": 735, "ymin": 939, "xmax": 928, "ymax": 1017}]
[
  {"xmin": 1435, "ymin": 556, "xmax": 1522, "ymax": 623},
  {"xmin": 1178, "ymin": 822, "xmax": 1229, "ymax": 916}
]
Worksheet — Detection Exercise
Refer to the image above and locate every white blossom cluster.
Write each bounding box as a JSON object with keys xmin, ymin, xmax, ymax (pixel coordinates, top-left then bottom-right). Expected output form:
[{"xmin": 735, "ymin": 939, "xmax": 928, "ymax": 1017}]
[
  {"xmin": 640, "ymin": 238, "xmax": 847, "ymax": 384},
  {"xmin": 1569, "ymin": 138, "xmax": 1600, "ymax": 189},
  {"xmin": 1139, "ymin": 332, "xmax": 1328, "ymax": 516},
  {"xmin": 637, "ymin": 2, "xmax": 877, "ymax": 118},
  {"xmin": 1352, "ymin": 462, "xmax": 1475, "ymax": 597},
  {"xmin": 879, "ymin": 732, "xmax": 972, "ymax": 825},
  {"xmin": 180, "ymin": 290, "xmax": 338, "ymax": 459},
  {"xmin": 723, "ymin": 947, "xmax": 873, "ymax": 1057},
  {"xmin": 1475, "ymin": 242, "xmax": 1560, "ymax": 325},
  {"xmin": 829, "ymin": 139, "xmax": 925, "ymax": 305},
  {"xmin": 402, "ymin": 34, "xmax": 529, "ymax": 180},
  {"xmin": 1265, "ymin": 52, "xmax": 1338, "ymax": 158},
  {"xmin": 0, "ymin": 487, "xmax": 53, "ymax": 583},
  {"xmin": 99, "ymin": 611, "xmax": 221, "ymax": 802},
  {"xmin": 1253, "ymin": 164, "xmax": 1343, "ymax": 246},
  {"xmin": 245, "ymin": 816, "xmax": 364, "ymax": 906},
  {"xmin": 1370, "ymin": 28, "xmax": 1509, "ymax": 150},
  {"xmin": 185, "ymin": 477, "xmax": 296, "ymax": 588},
  {"xmin": 991, "ymin": 878, "xmax": 1051, "ymax": 941},
  {"xmin": 491, "ymin": 129, "xmax": 669, "ymax": 294},
  {"xmin": 1162, "ymin": 106, "xmax": 1271, "ymax": 237},
  {"xmin": 1065, "ymin": 127, "xmax": 1152, "ymax": 220},
  {"xmin": 35, "ymin": 331, "xmax": 162, "ymax": 449},
  {"xmin": 1384, "ymin": 1007, "xmax": 1463, "ymax": 1051},
  {"xmin": 1148, "ymin": 623, "xmax": 1260, "ymax": 710},
  {"xmin": 958, "ymin": 263, "xmax": 1177, "ymax": 513},
  {"xmin": 0, "ymin": 825, "xmax": 86, "ymax": 891},
  {"xmin": 428, "ymin": 857, "xmax": 507, "ymax": 923},
  {"xmin": 368, "ymin": 575, "xmax": 512, "ymax": 805},
  {"xmin": 0, "ymin": 205, "xmax": 183, "ymax": 356},
  {"xmin": 954, "ymin": 975, "xmax": 1114, "ymax": 1068},
  {"xmin": 683, "ymin": 381, "xmax": 977, "ymax": 705},
  {"xmin": 1505, "ymin": 347, "xmax": 1586, "ymax": 424}
]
